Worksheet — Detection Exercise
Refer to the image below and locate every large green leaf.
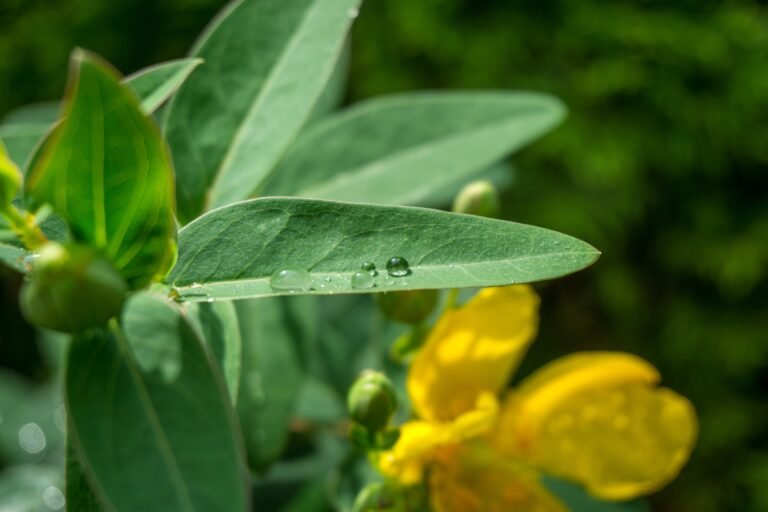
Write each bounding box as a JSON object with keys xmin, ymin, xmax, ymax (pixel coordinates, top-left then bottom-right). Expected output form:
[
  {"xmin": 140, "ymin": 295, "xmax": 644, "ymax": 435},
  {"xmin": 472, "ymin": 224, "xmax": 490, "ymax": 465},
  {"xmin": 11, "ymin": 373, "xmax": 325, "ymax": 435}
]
[
  {"xmin": 259, "ymin": 92, "xmax": 563, "ymax": 204},
  {"xmin": 124, "ymin": 58, "xmax": 203, "ymax": 114},
  {"xmin": 0, "ymin": 62, "xmax": 200, "ymax": 170},
  {"xmin": 164, "ymin": 0, "xmax": 362, "ymax": 223},
  {"xmin": 66, "ymin": 439, "xmax": 104, "ymax": 512},
  {"xmin": 25, "ymin": 51, "xmax": 176, "ymax": 289},
  {"xmin": 167, "ymin": 198, "xmax": 599, "ymax": 301},
  {"xmin": 186, "ymin": 300, "xmax": 243, "ymax": 402},
  {"xmin": 236, "ymin": 296, "xmax": 312, "ymax": 471},
  {"xmin": 65, "ymin": 293, "xmax": 249, "ymax": 512}
]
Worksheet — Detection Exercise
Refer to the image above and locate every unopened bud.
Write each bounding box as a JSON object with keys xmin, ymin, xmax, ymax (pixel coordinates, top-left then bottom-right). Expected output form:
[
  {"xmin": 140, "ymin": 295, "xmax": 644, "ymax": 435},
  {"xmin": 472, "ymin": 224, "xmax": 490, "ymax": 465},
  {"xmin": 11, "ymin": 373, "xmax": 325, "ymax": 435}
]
[
  {"xmin": 452, "ymin": 179, "xmax": 501, "ymax": 218},
  {"xmin": 348, "ymin": 370, "xmax": 398, "ymax": 431},
  {"xmin": 377, "ymin": 289, "xmax": 438, "ymax": 325},
  {"xmin": 20, "ymin": 242, "xmax": 127, "ymax": 333}
]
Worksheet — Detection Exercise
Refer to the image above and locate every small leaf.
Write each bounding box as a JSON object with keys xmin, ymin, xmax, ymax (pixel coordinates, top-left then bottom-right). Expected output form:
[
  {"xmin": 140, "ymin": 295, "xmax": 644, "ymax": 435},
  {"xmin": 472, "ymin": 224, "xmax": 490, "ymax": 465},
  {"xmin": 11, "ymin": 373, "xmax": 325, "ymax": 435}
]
[
  {"xmin": 260, "ymin": 92, "xmax": 563, "ymax": 204},
  {"xmin": 123, "ymin": 58, "xmax": 203, "ymax": 114},
  {"xmin": 165, "ymin": 0, "xmax": 363, "ymax": 223},
  {"xmin": 65, "ymin": 293, "xmax": 249, "ymax": 512},
  {"xmin": 167, "ymin": 198, "xmax": 599, "ymax": 301},
  {"xmin": 186, "ymin": 300, "xmax": 243, "ymax": 402},
  {"xmin": 25, "ymin": 50, "xmax": 176, "ymax": 289},
  {"xmin": 0, "ymin": 242, "xmax": 25, "ymax": 272}
]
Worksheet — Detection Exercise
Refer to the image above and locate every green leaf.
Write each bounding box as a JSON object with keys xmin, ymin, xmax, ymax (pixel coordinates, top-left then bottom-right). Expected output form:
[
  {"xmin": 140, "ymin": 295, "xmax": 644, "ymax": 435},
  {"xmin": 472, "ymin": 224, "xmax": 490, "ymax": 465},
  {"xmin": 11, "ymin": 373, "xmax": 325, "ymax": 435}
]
[
  {"xmin": 25, "ymin": 50, "xmax": 176, "ymax": 289},
  {"xmin": 0, "ymin": 62, "xmax": 198, "ymax": 171},
  {"xmin": 0, "ymin": 241, "xmax": 24, "ymax": 272},
  {"xmin": 0, "ymin": 123, "xmax": 50, "ymax": 169},
  {"xmin": 235, "ymin": 296, "xmax": 311, "ymax": 471},
  {"xmin": 168, "ymin": 198, "xmax": 599, "ymax": 301},
  {"xmin": 259, "ymin": 92, "xmax": 563, "ymax": 204},
  {"xmin": 164, "ymin": 0, "xmax": 363, "ymax": 223},
  {"xmin": 65, "ymin": 293, "xmax": 249, "ymax": 512},
  {"xmin": 66, "ymin": 439, "xmax": 105, "ymax": 512},
  {"xmin": 185, "ymin": 300, "xmax": 242, "ymax": 402},
  {"xmin": 124, "ymin": 58, "xmax": 203, "ymax": 114}
]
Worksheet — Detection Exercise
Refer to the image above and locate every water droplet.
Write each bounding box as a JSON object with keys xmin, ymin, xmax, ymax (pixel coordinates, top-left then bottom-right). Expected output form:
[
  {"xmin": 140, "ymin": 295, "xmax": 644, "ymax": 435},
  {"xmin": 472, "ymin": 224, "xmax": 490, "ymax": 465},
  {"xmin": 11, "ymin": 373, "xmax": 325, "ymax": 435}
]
[
  {"xmin": 347, "ymin": 6, "xmax": 359, "ymax": 18},
  {"xmin": 384, "ymin": 279, "xmax": 395, "ymax": 286},
  {"xmin": 386, "ymin": 256, "xmax": 410, "ymax": 277},
  {"xmin": 190, "ymin": 282, "xmax": 202, "ymax": 289},
  {"xmin": 324, "ymin": 277, "xmax": 332, "ymax": 282},
  {"xmin": 361, "ymin": 262, "xmax": 377, "ymax": 276},
  {"xmin": 18, "ymin": 422, "xmax": 46, "ymax": 454},
  {"xmin": 206, "ymin": 296, "xmax": 215, "ymax": 303},
  {"xmin": 42, "ymin": 486, "xmax": 65, "ymax": 510},
  {"xmin": 351, "ymin": 271, "xmax": 375, "ymax": 289},
  {"xmin": 270, "ymin": 266, "xmax": 312, "ymax": 292}
]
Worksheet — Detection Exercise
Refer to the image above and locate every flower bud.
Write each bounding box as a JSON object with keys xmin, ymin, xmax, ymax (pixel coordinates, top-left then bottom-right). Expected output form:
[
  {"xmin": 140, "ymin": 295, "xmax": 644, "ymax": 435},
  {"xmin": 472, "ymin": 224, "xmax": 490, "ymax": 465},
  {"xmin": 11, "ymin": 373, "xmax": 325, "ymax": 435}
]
[
  {"xmin": 452, "ymin": 179, "xmax": 501, "ymax": 218},
  {"xmin": 347, "ymin": 370, "xmax": 398, "ymax": 431},
  {"xmin": 376, "ymin": 289, "xmax": 438, "ymax": 325},
  {"xmin": 20, "ymin": 242, "xmax": 128, "ymax": 333},
  {"xmin": 0, "ymin": 144, "xmax": 21, "ymax": 208}
]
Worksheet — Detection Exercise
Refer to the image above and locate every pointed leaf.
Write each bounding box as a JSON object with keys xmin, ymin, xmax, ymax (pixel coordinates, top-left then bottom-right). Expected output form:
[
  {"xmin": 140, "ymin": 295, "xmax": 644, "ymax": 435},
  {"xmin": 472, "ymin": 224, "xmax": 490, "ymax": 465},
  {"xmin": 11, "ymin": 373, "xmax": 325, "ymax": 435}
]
[
  {"xmin": 0, "ymin": 242, "xmax": 25, "ymax": 272},
  {"xmin": 25, "ymin": 51, "xmax": 176, "ymax": 288},
  {"xmin": 65, "ymin": 293, "xmax": 249, "ymax": 512},
  {"xmin": 124, "ymin": 58, "xmax": 203, "ymax": 114},
  {"xmin": 168, "ymin": 198, "xmax": 599, "ymax": 301},
  {"xmin": 260, "ymin": 92, "xmax": 563, "ymax": 204},
  {"xmin": 186, "ymin": 300, "xmax": 243, "ymax": 402},
  {"xmin": 164, "ymin": 0, "xmax": 362, "ymax": 223},
  {"xmin": 235, "ymin": 297, "xmax": 310, "ymax": 471}
]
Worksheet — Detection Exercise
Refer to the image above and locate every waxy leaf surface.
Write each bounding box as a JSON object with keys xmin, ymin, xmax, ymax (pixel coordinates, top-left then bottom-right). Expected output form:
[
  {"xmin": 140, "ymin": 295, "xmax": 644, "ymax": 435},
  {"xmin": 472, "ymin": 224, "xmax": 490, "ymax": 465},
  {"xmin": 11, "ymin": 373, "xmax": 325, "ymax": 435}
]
[
  {"xmin": 165, "ymin": 0, "xmax": 362, "ymax": 223},
  {"xmin": 65, "ymin": 293, "xmax": 249, "ymax": 512},
  {"xmin": 261, "ymin": 92, "xmax": 563, "ymax": 205},
  {"xmin": 168, "ymin": 198, "xmax": 599, "ymax": 301}
]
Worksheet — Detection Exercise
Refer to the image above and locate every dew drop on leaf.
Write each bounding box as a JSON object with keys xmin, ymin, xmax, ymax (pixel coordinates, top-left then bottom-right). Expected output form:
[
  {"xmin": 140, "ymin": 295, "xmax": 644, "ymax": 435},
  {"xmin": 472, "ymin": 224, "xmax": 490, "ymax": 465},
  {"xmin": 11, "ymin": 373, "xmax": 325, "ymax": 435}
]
[
  {"xmin": 270, "ymin": 266, "xmax": 312, "ymax": 292},
  {"xmin": 351, "ymin": 271, "xmax": 375, "ymax": 289},
  {"xmin": 361, "ymin": 261, "xmax": 378, "ymax": 276},
  {"xmin": 386, "ymin": 256, "xmax": 410, "ymax": 277}
]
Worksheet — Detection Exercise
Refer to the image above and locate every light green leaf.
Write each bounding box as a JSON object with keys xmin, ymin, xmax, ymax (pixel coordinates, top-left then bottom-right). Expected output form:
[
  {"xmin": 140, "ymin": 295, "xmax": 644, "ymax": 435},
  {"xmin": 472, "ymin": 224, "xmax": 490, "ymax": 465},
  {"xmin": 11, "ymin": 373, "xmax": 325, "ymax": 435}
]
[
  {"xmin": 0, "ymin": 241, "xmax": 25, "ymax": 272},
  {"xmin": 25, "ymin": 50, "xmax": 176, "ymax": 289},
  {"xmin": 185, "ymin": 300, "xmax": 242, "ymax": 402},
  {"xmin": 235, "ymin": 296, "xmax": 311, "ymax": 471},
  {"xmin": 124, "ymin": 58, "xmax": 203, "ymax": 114},
  {"xmin": 0, "ymin": 61, "xmax": 199, "ymax": 170},
  {"xmin": 65, "ymin": 293, "xmax": 249, "ymax": 512},
  {"xmin": 0, "ymin": 123, "xmax": 50, "ymax": 169},
  {"xmin": 164, "ymin": 0, "xmax": 363, "ymax": 223},
  {"xmin": 168, "ymin": 198, "xmax": 599, "ymax": 301},
  {"xmin": 259, "ymin": 92, "xmax": 563, "ymax": 204}
]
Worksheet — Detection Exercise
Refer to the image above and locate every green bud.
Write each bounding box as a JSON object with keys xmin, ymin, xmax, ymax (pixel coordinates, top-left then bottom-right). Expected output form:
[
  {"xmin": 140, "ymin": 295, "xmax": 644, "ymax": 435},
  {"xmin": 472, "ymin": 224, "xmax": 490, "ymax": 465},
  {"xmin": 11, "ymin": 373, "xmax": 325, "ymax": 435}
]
[
  {"xmin": 452, "ymin": 179, "xmax": 501, "ymax": 218},
  {"xmin": 347, "ymin": 370, "xmax": 398, "ymax": 431},
  {"xmin": 376, "ymin": 289, "xmax": 438, "ymax": 325},
  {"xmin": 0, "ymin": 144, "xmax": 21, "ymax": 208},
  {"xmin": 20, "ymin": 242, "xmax": 128, "ymax": 333}
]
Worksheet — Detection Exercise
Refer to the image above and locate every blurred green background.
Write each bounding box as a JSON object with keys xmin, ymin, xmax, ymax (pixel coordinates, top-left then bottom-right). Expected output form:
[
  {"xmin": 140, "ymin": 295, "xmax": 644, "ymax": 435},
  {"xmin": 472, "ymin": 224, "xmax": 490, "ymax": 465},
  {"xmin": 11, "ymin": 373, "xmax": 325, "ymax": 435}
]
[{"xmin": 1, "ymin": 1, "xmax": 767, "ymax": 511}]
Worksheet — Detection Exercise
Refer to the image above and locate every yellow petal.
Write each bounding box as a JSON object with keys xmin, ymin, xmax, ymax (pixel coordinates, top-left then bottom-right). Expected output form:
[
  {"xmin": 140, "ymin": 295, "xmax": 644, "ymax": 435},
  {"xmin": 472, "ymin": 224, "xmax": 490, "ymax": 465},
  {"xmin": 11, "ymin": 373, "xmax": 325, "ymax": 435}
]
[
  {"xmin": 378, "ymin": 393, "xmax": 499, "ymax": 485},
  {"xmin": 429, "ymin": 442, "xmax": 566, "ymax": 512},
  {"xmin": 496, "ymin": 352, "xmax": 698, "ymax": 501},
  {"xmin": 408, "ymin": 285, "xmax": 539, "ymax": 421}
]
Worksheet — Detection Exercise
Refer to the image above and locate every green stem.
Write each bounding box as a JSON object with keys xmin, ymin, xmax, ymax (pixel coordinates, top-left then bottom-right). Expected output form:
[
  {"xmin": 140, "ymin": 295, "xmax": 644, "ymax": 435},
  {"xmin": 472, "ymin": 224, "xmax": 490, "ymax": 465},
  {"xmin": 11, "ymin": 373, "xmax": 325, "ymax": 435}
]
[{"xmin": 0, "ymin": 203, "xmax": 48, "ymax": 250}]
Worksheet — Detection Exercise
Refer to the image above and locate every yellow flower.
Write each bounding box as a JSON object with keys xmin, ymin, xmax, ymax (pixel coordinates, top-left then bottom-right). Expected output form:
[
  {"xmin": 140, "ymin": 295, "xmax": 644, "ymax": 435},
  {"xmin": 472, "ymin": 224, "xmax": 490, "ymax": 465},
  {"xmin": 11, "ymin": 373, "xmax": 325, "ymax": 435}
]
[{"xmin": 378, "ymin": 286, "xmax": 697, "ymax": 512}]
